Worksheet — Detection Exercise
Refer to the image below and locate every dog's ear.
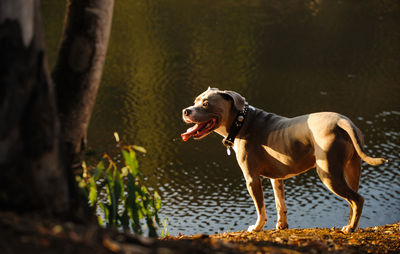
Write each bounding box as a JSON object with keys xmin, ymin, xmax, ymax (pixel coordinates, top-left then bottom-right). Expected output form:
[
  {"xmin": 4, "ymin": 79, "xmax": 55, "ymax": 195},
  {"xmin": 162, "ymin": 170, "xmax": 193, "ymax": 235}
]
[{"xmin": 218, "ymin": 90, "xmax": 246, "ymax": 111}]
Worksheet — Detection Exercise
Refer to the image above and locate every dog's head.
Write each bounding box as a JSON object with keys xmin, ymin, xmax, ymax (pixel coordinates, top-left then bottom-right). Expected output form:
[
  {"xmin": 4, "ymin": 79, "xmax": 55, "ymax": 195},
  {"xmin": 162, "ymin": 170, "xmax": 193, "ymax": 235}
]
[{"xmin": 181, "ymin": 87, "xmax": 246, "ymax": 141}]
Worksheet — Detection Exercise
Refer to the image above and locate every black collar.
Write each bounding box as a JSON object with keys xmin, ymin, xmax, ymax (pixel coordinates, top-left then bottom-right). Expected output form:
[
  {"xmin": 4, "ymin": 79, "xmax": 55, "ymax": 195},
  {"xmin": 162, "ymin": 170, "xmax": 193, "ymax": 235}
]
[{"xmin": 222, "ymin": 103, "xmax": 249, "ymax": 150}]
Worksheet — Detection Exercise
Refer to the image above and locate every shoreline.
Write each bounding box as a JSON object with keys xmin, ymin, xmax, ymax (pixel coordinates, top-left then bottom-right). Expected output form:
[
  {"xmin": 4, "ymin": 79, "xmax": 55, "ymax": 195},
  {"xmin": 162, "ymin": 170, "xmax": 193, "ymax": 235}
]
[
  {"xmin": 163, "ymin": 222, "xmax": 400, "ymax": 253},
  {"xmin": 1, "ymin": 211, "xmax": 398, "ymax": 253}
]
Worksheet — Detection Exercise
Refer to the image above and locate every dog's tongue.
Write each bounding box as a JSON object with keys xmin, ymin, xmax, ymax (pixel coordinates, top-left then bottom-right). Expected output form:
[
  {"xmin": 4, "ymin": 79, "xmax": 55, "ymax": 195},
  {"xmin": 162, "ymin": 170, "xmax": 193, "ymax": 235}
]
[{"xmin": 181, "ymin": 124, "xmax": 201, "ymax": 141}]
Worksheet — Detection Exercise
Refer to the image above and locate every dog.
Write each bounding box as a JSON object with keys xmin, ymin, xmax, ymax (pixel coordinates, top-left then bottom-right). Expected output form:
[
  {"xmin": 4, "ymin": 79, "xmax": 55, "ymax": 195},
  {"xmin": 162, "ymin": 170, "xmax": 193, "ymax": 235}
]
[{"xmin": 181, "ymin": 87, "xmax": 387, "ymax": 233}]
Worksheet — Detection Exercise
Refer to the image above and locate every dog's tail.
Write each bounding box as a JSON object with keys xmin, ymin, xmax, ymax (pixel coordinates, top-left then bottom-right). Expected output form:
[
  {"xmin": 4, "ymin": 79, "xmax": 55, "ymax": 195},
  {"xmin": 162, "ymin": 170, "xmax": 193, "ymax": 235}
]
[{"xmin": 337, "ymin": 118, "xmax": 388, "ymax": 165}]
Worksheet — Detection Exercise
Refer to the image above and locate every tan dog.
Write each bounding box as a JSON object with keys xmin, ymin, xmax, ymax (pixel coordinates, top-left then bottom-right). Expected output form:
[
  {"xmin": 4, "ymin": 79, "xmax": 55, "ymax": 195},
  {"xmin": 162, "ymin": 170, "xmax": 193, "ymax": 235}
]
[{"xmin": 181, "ymin": 87, "xmax": 387, "ymax": 233}]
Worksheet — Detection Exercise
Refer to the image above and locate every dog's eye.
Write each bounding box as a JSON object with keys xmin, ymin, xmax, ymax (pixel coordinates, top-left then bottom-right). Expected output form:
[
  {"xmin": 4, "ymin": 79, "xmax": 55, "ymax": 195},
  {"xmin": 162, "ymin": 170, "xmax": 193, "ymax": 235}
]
[{"xmin": 202, "ymin": 101, "xmax": 209, "ymax": 108}]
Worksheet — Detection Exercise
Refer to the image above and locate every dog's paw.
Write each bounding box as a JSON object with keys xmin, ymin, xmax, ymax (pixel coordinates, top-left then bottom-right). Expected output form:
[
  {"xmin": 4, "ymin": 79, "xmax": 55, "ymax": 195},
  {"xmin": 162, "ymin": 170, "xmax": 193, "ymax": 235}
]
[
  {"xmin": 247, "ymin": 224, "xmax": 259, "ymax": 232},
  {"xmin": 247, "ymin": 224, "xmax": 263, "ymax": 232},
  {"xmin": 276, "ymin": 222, "xmax": 289, "ymax": 230},
  {"xmin": 341, "ymin": 225, "xmax": 355, "ymax": 233}
]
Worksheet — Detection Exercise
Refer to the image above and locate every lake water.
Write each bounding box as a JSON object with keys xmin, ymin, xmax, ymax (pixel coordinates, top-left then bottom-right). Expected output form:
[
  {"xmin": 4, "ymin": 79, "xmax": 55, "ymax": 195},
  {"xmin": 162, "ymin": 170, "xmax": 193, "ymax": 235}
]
[{"xmin": 42, "ymin": 0, "xmax": 399, "ymax": 236}]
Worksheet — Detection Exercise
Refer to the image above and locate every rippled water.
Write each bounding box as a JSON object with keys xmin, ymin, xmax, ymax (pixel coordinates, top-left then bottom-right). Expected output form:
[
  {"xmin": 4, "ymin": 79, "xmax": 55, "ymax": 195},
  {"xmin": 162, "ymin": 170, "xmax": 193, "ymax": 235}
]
[{"xmin": 42, "ymin": 0, "xmax": 399, "ymax": 236}]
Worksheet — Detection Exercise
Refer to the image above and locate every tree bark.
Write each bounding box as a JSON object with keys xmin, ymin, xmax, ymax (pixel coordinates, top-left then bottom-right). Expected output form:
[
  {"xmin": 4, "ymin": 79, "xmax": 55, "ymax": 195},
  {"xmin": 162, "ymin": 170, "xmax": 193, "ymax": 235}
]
[
  {"xmin": 0, "ymin": 0, "xmax": 114, "ymax": 220},
  {"xmin": 52, "ymin": 0, "xmax": 114, "ymax": 169},
  {"xmin": 51, "ymin": 0, "xmax": 114, "ymax": 220},
  {"xmin": 0, "ymin": 0, "xmax": 69, "ymax": 214}
]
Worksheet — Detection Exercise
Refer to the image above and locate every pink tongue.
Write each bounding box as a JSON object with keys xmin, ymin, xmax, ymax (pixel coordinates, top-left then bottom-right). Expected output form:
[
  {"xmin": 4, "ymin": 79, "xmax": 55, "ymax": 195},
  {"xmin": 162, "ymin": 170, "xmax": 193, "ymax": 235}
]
[{"xmin": 181, "ymin": 124, "xmax": 201, "ymax": 141}]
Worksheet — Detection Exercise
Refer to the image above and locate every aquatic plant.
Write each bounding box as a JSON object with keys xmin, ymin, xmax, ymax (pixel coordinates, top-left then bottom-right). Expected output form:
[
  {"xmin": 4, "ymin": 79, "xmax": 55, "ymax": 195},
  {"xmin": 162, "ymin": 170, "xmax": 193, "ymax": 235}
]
[
  {"xmin": 160, "ymin": 218, "xmax": 170, "ymax": 237},
  {"xmin": 77, "ymin": 133, "xmax": 161, "ymax": 237}
]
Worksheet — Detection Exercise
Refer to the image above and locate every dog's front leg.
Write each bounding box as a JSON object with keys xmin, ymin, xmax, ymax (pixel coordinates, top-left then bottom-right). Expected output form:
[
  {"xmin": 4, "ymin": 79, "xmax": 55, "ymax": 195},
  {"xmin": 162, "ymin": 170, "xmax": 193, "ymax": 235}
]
[
  {"xmin": 245, "ymin": 176, "xmax": 267, "ymax": 232},
  {"xmin": 271, "ymin": 179, "xmax": 289, "ymax": 229}
]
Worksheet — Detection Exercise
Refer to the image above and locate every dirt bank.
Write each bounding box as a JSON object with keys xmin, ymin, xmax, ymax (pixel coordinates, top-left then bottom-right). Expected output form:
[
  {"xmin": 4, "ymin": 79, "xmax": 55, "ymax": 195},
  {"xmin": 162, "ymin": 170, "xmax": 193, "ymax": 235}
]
[
  {"xmin": 167, "ymin": 223, "xmax": 400, "ymax": 253},
  {"xmin": 1, "ymin": 211, "xmax": 398, "ymax": 253}
]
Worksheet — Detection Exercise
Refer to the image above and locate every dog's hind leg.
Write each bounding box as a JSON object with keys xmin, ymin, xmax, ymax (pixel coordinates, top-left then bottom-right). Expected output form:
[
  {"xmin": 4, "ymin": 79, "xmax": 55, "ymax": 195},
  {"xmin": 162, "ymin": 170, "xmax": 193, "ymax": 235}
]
[
  {"xmin": 271, "ymin": 179, "xmax": 288, "ymax": 229},
  {"xmin": 344, "ymin": 152, "xmax": 362, "ymax": 226},
  {"xmin": 316, "ymin": 166, "xmax": 364, "ymax": 233},
  {"xmin": 315, "ymin": 141, "xmax": 364, "ymax": 233}
]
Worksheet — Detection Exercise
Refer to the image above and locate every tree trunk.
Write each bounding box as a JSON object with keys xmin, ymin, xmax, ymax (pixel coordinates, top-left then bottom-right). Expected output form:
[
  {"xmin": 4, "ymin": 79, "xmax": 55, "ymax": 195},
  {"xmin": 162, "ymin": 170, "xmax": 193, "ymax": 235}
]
[
  {"xmin": 0, "ymin": 0, "xmax": 69, "ymax": 214},
  {"xmin": 0, "ymin": 0, "xmax": 114, "ymax": 220},
  {"xmin": 52, "ymin": 0, "xmax": 114, "ymax": 170},
  {"xmin": 51, "ymin": 1, "xmax": 114, "ymax": 218}
]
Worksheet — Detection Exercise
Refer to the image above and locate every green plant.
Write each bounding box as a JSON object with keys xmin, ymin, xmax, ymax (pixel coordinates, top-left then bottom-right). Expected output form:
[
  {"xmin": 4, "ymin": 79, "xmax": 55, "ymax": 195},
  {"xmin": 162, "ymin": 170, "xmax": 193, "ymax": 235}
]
[
  {"xmin": 77, "ymin": 134, "xmax": 161, "ymax": 237},
  {"xmin": 160, "ymin": 218, "xmax": 170, "ymax": 237}
]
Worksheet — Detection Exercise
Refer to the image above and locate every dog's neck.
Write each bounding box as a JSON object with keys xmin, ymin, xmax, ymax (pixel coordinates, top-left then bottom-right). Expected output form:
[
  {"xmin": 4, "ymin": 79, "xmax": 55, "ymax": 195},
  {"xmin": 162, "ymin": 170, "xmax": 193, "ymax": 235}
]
[{"xmin": 217, "ymin": 103, "xmax": 249, "ymax": 149}]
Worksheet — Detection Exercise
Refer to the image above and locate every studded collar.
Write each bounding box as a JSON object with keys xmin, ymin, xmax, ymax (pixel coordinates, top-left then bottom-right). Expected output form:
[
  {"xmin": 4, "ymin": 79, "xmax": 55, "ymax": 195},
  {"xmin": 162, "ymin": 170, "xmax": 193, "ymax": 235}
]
[{"xmin": 222, "ymin": 103, "xmax": 249, "ymax": 154}]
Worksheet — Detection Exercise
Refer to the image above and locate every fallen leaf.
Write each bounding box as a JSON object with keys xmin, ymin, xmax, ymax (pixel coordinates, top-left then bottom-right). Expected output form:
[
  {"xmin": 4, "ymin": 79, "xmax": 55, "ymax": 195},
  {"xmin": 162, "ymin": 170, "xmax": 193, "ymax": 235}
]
[
  {"xmin": 52, "ymin": 225, "xmax": 63, "ymax": 234},
  {"xmin": 103, "ymin": 237, "xmax": 120, "ymax": 252}
]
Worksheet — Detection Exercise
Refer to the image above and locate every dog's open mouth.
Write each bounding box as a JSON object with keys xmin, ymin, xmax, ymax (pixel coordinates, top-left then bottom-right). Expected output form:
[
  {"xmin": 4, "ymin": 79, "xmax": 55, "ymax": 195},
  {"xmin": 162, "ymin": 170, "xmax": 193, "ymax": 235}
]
[{"xmin": 181, "ymin": 118, "xmax": 217, "ymax": 141}]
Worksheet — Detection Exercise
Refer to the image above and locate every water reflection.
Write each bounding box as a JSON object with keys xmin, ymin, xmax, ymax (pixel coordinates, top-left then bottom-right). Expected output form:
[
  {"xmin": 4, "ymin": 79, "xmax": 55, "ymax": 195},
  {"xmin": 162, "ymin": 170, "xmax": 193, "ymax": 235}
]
[{"xmin": 41, "ymin": 0, "xmax": 399, "ymax": 235}]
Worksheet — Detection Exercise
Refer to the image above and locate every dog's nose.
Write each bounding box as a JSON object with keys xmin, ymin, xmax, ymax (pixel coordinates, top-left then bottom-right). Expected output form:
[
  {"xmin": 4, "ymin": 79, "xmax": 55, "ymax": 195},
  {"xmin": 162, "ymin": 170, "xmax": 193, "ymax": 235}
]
[{"xmin": 183, "ymin": 108, "xmax": 192, "ymax": 116}]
